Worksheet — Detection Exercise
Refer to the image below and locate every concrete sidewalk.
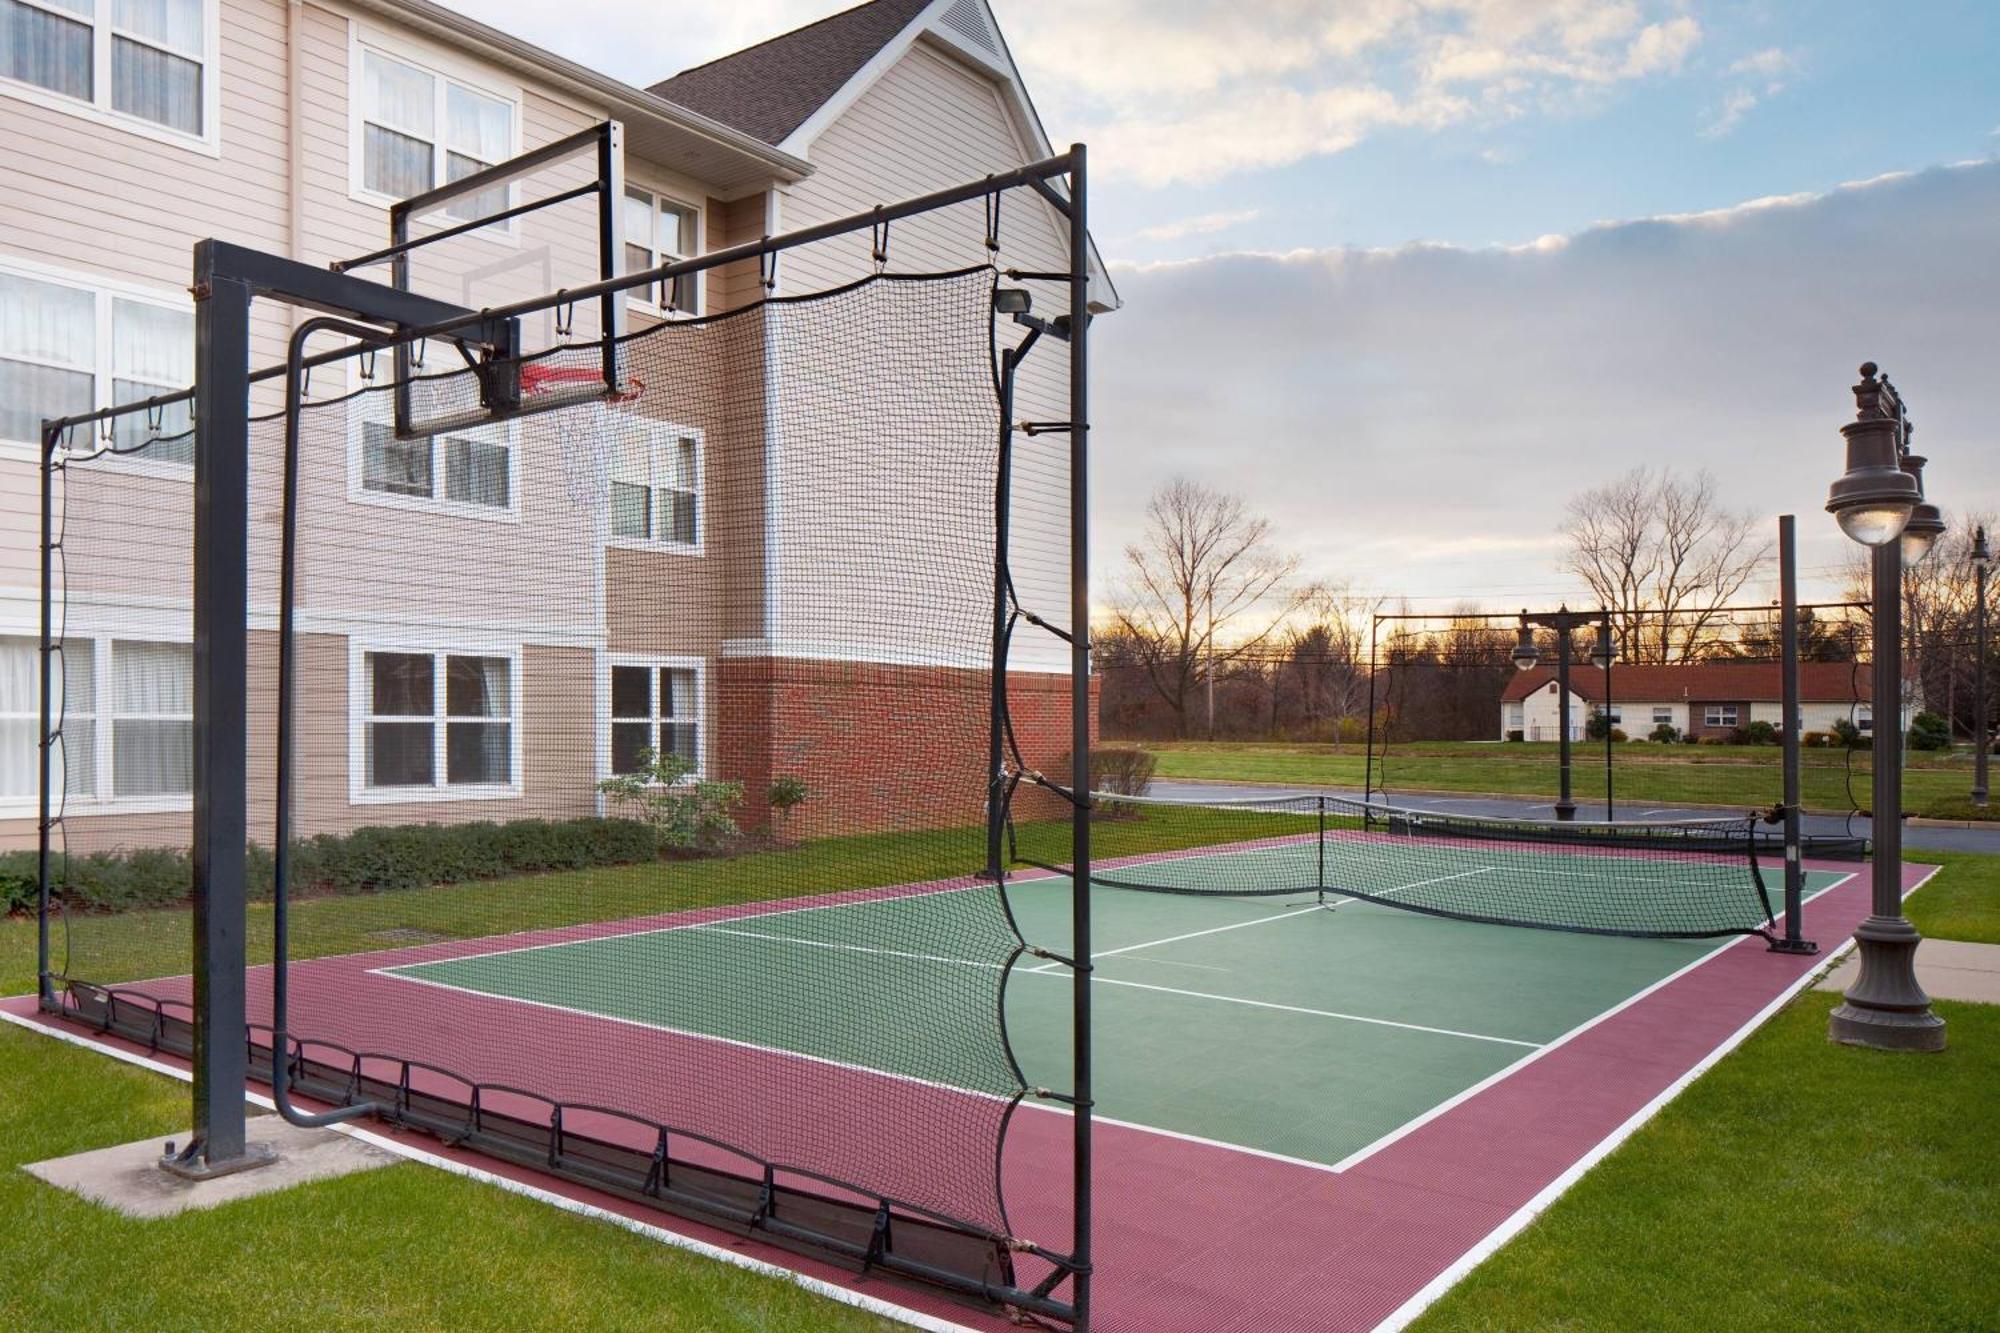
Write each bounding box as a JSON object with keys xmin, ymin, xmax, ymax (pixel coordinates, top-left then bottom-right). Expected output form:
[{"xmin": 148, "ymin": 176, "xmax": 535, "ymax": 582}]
[{"xmin": 1815, "ymin": 939, "xmax": 2000, "ymax": 1004}]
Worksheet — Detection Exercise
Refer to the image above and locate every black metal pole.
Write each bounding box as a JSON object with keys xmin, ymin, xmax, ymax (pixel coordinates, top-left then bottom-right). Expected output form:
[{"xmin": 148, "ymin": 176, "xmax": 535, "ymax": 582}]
[
  {"xmin": 1774, "ymin": 515, "xmax": 1816, "ymax": 953},
  {"xmin": 37, "ymin": 423, "xmax": 57, "ymax": 1009},
  {"xmin": 1363, "ymin": 615, "xmax": 1380, "ymax": 805},
  {"xmin": 1555, "ymin": 620, "xmax": 1575, "ymax": 821},
  {"xmin": 1975, "ymin": 533, "xmax": 1990, "ymax": 807},
  {"xmin": 1065, "ymin": 143, "xmax": 1094, "ymax": 1331},
  {"xmin": 1603, "ymin": 629, "xmax": 1614, "ymax": 820},
  {"xmin": 985, "ymin": 332, "xmax": 1038, "ymax": 878},
  {"xmin": 164, "ymin": 246, "xmax": 272, "ymax": 1178},
  {"xmin": 1829, "ymin": 371, "xmax": 1945, "ymax": 1048},
  {"xmin": 594, "ymin": 120, "xmax": 624, "ymax": 394}
]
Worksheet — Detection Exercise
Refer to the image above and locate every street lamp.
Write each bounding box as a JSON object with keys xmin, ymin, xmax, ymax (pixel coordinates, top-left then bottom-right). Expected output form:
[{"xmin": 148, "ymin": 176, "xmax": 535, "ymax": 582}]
[
  {"xmin": 1825, "ymin": 362, "xmax": 1920, "ymax": 546},
  {"xmin": 1897, "ymin": 452, "xmax": 1946, "ymax": 567},
  {"xmin": 1510, "ymin": 606, "xmax": 1610, "ymax": 821},
  {"xmin": 1826, "ymin": 363, "xmax": 1947, "ymax": 1052},
  {"xmin": 1973, "ymin": 525, "xmax": 1992, "ymax": 808}
]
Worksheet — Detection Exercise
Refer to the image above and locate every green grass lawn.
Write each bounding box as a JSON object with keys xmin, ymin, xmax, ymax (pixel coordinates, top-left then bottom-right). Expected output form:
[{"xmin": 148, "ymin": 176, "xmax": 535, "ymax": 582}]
[
  {"xmin": 1412, "ymin": 995, "xmax": 2000, "ymax": 1332},
  {"xmin": 1907, "ymin": 850, "xmax": 2000, "ymax": 944},
  {"xmin": 0, "ymin": 1024, "xmax": 895, "ymax": 1331},
  {"xmin": 1141, "ymin": 739, "xmax": 1993, "ymax": 819}
]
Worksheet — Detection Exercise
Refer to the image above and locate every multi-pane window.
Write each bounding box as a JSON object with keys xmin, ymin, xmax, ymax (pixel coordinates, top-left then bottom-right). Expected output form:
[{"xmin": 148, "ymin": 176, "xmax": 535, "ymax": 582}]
[
  {"xmin": 0, "ymin": 267, "xmax": 192, "ymax": 456},
  {"xmin": 0, "ymin": 635, "xmax": 184, "ymax": 805},
  {"xmin": 110, "ymin": 638, "xmax": 190, "ymax": 796},
  {"xmin": 1703, "ymin": 704, "xmax": 1739, "ymax": 728},
  {"xmin": 609, "ymin": 663, "xmax": 699, "ymax": 777},
  {"xmin": 354, "ymin": 391, "xmax": 511, "ymax": 512},
  {"xmin": 1652, "ymin": 706, "xmax": 1674, "ymax": 726},
  {"xmin": 362, "ymin": 649, "xmax": 514, "ymax": 791},
  {"xmin": 610, "ymin": 431, "xmax": 698, "ymax": 546},
  {"xmin": 358, "ymin": 47, "xmax": 512, "ymax": 220},
  {"xmin": 623, "ymin": 187, "xmax": 700, "ymax": 314},
  {"xmin": 2, "ymin": 0, "xmax": 210, "ymax": 136}
]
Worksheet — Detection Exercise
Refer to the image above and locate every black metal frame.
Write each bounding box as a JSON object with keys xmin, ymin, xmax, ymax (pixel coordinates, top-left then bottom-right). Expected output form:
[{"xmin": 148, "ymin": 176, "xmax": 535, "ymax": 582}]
[{"xmin": 36, "ymin": 145, "xmax": 1095, "ymax": 1329}]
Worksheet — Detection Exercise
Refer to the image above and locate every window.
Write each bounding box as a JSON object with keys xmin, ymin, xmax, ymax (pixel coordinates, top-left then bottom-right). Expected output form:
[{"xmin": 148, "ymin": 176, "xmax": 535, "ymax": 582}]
[
  {"xmin": 1603, "ymin": 707, "xmax": 1621, "ymax": 724},
  {"xmin": 360, "ymin": 648, "xmax": 516, "ymax": 794},
  {"xmin": 1, "ymin": 634, "xmax": 185, "ymax": 807},
  {"xmin": 1703, "ymin": 704, "xmax": 1739, "ymax": 728},
  {"xmin": 352, "ymin": 391, "xmax": 513, "ymax": 515},
  {"xmin": 610, "ymin": 430, "xmax": 699, "ymax": 547},
  {"xmin": 624, "ymin": 186, "xmax": 700, "ymax": 314},
  {"xmin": 358, "ymin": 46, "xmax": 513, "ymax": 220},
  {"xmin": 609, "ymin": 662, "xmax": 700, "ymax": 777},
  {"xmin": 110, "ymin": 638, "xmax": 190, "ymax": 796},
  {"xmin": 1857, "ymin": 709, "xmax": 1874, "ymax": 732},
  {"xmin": 2, "ymin": 0, "xmax": 213, "ymax": 138},
  {"xmin": 1652, "ymin": 706, "xmax": 1674, "ymax": 726},
  {"xmin": 0, "ymin": 265, "xmax": 193, "ymax": 456}
]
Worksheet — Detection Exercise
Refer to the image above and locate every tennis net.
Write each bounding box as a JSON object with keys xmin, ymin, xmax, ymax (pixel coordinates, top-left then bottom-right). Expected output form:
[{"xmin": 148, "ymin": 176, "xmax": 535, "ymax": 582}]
[{"xmin": 1015, "ymin": 793, "xmax": 1776, "ymax": 941}]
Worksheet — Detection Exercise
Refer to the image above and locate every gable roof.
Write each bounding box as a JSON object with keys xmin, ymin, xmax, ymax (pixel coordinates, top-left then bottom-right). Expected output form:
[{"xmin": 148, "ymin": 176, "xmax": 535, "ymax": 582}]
[
  {"xmin": 1500, "ymin": 661, "xmax": 1876, "ymax": 706},
  {"xmin": 650, "ymin": 0, "xmax": 936, "ymax": 146}
]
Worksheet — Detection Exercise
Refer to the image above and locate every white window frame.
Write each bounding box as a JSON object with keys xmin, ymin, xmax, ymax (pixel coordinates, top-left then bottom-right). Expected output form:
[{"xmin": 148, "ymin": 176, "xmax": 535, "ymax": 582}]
[
  {"xmin": 1652, "ymin": 706, "xmax": 1675, "ymax": 726},
  {"xmin": 348, "ymin": 637, "xmax": 524, "ymax": 804},
  {"xmin": 602, "ymin": 654, "xmax": 705, "ymax": 784},
  {"xmin": 344, "ymin": 383, "xmax": 522, "ymax": 524},
  {"xmin": 347, "ymin": 27, "xmax": 521, "ymax": 234},
  {"xmin": 623, "ymin": 183, "xmax": 704, "ymax": 317},
  {"xmin": 607, "ymin": 421, "xmax": 703, "ymax": 555},
  {"xmin": 0, "ymin": 0, "xmax": 221, "ymax": 153},
  {"xmin": 1703, "ymin": 704, "xmax": 1739, "ymax": 728},
  {"xmin": 0, "ymin": 626, "xmax": 195, "ymax": 818},
  {"xmin": 0, "ymin": 255, "xmax": 193, "ymax": 468}
]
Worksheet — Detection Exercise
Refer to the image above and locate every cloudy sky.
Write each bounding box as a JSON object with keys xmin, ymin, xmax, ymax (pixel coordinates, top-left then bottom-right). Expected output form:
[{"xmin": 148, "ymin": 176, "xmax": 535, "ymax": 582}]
[{"xmin": 444, "ymin": 0, "xmax": 1999, "ymax": 607}]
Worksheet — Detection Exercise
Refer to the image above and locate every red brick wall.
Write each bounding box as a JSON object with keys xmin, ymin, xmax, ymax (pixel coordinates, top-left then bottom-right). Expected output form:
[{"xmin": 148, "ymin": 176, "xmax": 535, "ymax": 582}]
[{"xmin": 715, "ymin": 656, "xmax": 1095, "ymax": 838}]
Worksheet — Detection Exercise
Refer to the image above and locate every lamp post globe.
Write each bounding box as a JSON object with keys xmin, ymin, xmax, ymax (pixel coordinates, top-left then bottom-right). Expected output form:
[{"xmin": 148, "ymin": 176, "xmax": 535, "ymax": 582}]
[
  {"xmin": 1897, "ymin": 453, "xmax": 1947, "ymax": 566},
  {"xmin": 1511, "ymin": 617, "xmax": 1539, "ymax": 672},
  {"xmin": 1826, "ymin": 365, "xmax": 1920, "ymax": 547}
]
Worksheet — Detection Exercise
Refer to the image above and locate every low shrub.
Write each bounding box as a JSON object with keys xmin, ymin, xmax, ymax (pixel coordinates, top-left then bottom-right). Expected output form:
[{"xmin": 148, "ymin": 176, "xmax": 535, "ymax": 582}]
[
  {"xmin": 1732, "ymin": 720, "xmax": 1780, "ymax": 746},
  {"xmin": 1506, "ymin": 730, "xmax": 1525, "ymax": 743},
  {"xmin": 1802, "ymin": 730, "xmax": 1834, "ymax": 748},
  {"xmin": 1610, "ymin": 727, "xmax": 1629, "ymax": 743},
  {"xmin": 598, "ymin": 749, "xmax": 744, "ymax": 851},
  {"xmin": 1909, "ymin": 710, "xmax": 1953, "ymax": 752},
  {"xmin": 1061, "ymin": 746, "xmax": 1157, "ymax": 815},
  {"xmin": 1649, "ymin": 722, "xmax": 1681, "ymax": 744},
  {"xmin": 1698, "ymin": 735, "xmax": 1732, "ymax": 746},
  {"xmin": 4, "ymin": 813, "xmax": 663, "ymax": 914},
  {"xmin": 1832, "ymin": 718, "xmax": 1867, "ymax": 749}
]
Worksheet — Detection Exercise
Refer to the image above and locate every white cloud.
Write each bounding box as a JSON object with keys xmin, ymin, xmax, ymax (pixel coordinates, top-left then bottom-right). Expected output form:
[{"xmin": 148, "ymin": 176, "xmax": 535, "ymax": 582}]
[
  {"xmin": 1093, "ymin": 162, "xmax": 2000, "ymax": 605},
  {"xmin": 1126, "ymin": 209, "xmax": 1262, "ymax": 244},
  {"xmin": 1705, "ymin": 46, "xmax": 1799, "ymax": 138}
]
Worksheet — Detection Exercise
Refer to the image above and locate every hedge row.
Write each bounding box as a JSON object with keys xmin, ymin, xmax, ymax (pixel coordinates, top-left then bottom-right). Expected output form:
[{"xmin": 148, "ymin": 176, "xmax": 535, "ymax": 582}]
[{"xmin": 1, "ymin": 816, "xmax": 663, "ymax": 915}]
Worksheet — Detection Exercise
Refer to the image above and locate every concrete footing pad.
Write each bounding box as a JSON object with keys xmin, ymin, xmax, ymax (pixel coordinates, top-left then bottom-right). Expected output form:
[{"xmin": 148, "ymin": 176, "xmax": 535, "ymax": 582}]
[
  {"xmin": 24, "ymin": 1115, "xmax": 397, "ymax": 1218},
  {"xmin": 1815, "ymin": 938, "xmax": 2000, "ymax": 1005}
]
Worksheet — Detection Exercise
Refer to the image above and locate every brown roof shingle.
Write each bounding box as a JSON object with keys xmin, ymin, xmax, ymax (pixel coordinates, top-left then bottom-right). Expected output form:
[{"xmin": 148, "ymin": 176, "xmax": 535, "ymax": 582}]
[
  {"xmin": 649, "ymin": 0, "xmax": 935, "ymax": 146},
  {"xmin": 1500, "ymin": 661, "xmax": 1875, "ymax": 705}
]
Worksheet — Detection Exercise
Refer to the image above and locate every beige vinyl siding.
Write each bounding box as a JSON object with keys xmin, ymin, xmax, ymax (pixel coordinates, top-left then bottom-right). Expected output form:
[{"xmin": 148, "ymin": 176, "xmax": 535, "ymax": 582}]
[{"xmin": 772, "ymin": 37, "xmax": 1074, "ymax": 672}]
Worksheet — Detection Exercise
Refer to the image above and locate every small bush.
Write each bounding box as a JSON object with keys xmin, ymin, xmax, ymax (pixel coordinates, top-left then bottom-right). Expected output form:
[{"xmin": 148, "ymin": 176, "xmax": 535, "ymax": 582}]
[
  {"xmin": 767, "ymin": 776, "xmax": 809, "ymax": 824},
  {"xmin": 1909, "ymin": 711, "xmax": 1952, "ymax": 752},
  {"xmin": 1732, "ymin": 720, "xmax": 1780, "ymax": 746},
  {"xmin": 1610, "ymin": 727, "xmax": 1629, "ymax": 743},
  {"xmin": 1699, "ymin": 735, "xmax": 1731, "ymax": 746},
  {"xmin": 1681, "ymin": 732, "xmax": 1702, "ymax": 744},
  {"xmin": 1506, "ymin": 729, "xmax": 1525, "ymax": 743},
  {"xmin": 1802, "ymin": 730, "xmax": 1833, "ymax": 748},
  {"xmin": 1832, "ymin": 718, "xmax": 1866, "ymax": 749},
  {"xmin": 1060, "ymin": 746, "xmax": 1156, "ymax": 816},
  {"xmin": 599, "ymin": 749, "xmax": 743, "ymax": 851},
  {"xmin": 1649, "ymin": 723, "xmax": 1680, "ymax": 744}
]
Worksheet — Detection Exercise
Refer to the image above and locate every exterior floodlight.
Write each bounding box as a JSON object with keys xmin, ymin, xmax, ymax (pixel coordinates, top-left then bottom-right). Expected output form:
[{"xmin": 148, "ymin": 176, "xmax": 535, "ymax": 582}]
[
  {"xmin": 1973, "ymin": 524, "xmax": 1993, "ymax": 571},
  {"xmin": 1897, "ymin": 452, "xmax": 1946, "ymax": 565},
  {"xmin": 993, "ymin": 288, "xmax": 1033, "ymax": 315},
  {"xmin": 1511, "ymin": 618, "xmax": 1539, "ymax": 672},
  {"xmin": 1827, "ymin": 363, "xmax": 1919, "ymax": 547},
  {"xmin": 1590, "ymin": 622, "xmax": 1615, "ymax": 670}
]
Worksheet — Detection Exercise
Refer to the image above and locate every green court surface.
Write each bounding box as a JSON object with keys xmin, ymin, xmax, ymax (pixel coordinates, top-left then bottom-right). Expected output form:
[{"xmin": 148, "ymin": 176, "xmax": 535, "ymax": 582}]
[{"xmin": 382, "ymin": 849, "xmax": 1848, "ymax": 1171}]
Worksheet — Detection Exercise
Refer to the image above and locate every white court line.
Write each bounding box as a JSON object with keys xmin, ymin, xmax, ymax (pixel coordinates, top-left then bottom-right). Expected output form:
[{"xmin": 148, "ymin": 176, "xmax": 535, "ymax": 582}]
[
  {"xmin": 1067, "ymin": 975, "xmax": 1542, "ymax": 1050},
  {"xmin": 1023, "ymin": 902, "xmax": 1330, "ymax": 974},
  {"xmin": 0, "ymin": 1006, "xmax": 985, "ymax": 1333},
  {"xmin": 1372, "ymin": 863, "xmax": 1932, "ymax": 1332},
  {"xmin": 682, "ymin": 925, "xmax": 1006, "ymax": 972}
]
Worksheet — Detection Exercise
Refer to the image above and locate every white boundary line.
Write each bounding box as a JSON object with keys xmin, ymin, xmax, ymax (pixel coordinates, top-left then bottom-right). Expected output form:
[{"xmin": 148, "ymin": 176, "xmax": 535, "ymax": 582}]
[
  {"xmin": 1369, "ymin": 863, "xmax": 1938, "ymax": 1332},
  {"xmin": 1326, "ymin": 867, "xmax": 1861, "ymax": 1174},
  {"xmin": 0, "ymin": 1006, "xmax": 980, "ymax": 1333}
]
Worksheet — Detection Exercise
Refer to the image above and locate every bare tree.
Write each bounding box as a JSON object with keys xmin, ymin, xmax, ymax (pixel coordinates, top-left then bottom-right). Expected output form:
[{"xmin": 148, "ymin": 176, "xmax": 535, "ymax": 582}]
[
  {"xmin": 1840, "ymin": 508, "xmax": 1996, "ymax": 733},
  {"xmin": 1563, "ymin": 467, "xmax": 1770, "ymax": 663},
  {"xmin": 1113, "ymin": 478, "xmax": 1301, "ymax": 737},
  {"xmin": 1280, "ymin": 582, "xmax": 1378, "ymax": 745}
]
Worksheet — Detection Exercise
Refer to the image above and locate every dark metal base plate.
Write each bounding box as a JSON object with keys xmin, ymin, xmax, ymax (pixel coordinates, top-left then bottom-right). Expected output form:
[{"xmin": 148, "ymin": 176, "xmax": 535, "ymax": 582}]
[{"xmin": 157, "ymin": 1141, "xmax": 279, "ymax": 1181}]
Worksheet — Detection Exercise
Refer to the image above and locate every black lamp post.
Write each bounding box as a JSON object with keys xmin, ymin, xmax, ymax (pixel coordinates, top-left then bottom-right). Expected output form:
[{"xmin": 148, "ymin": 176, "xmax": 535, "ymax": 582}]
[
  {"xmin": 1824, "ymin": 363, "xmax": 1946, "ymax": 1052},
  {"xmin": 1973, "ymin": 525, "xmax": 1992, "ymax": 808},
  {"xmin": 1511, "ymin": 606, "xmax": 1612, "ymax": 821}
]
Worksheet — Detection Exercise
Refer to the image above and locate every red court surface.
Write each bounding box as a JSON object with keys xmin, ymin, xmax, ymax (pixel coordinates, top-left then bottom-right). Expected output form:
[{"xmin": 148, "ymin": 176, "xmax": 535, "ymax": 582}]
[{"xmin": 3, "ymin": 857, "xmax": 1929, "ymax": 1332}]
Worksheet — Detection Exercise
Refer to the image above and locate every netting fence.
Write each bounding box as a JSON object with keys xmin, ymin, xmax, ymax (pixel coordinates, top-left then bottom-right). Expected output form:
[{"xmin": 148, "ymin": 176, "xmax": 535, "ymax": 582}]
[{"xmin": 35, "ymin": 154, "xmax": 1092, "ymax": 1321}]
